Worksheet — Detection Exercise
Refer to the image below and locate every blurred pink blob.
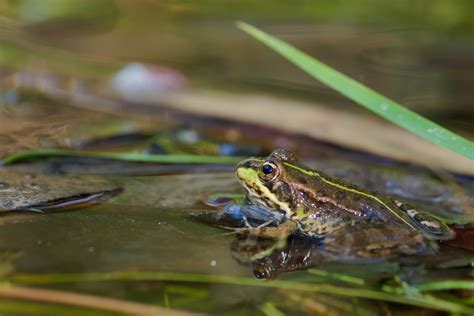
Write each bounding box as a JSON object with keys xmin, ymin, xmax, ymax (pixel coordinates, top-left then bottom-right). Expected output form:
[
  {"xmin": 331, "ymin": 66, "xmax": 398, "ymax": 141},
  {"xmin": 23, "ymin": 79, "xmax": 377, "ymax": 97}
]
[{"xmin": 111, "ymin": 63, "xmax": 186, "ymax": 99}]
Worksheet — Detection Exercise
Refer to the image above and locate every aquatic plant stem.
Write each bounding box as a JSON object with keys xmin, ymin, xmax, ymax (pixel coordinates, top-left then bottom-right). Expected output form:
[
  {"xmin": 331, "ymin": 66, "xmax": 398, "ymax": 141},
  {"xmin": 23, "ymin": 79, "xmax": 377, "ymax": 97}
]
[
  {"xmin": 237, "ymin": 21, "xmax": 474, "ymax": 160},
  {"xmin": 7, "ymin": 272, "xmax": 473, "ymax": 314}
]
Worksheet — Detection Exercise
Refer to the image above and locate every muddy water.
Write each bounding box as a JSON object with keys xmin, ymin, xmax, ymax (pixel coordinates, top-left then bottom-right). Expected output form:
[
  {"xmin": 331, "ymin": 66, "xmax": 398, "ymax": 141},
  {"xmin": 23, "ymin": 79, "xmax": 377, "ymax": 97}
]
[{"xmin": 0, "ymin": 173, "xmax": 240, "ymax": 273}]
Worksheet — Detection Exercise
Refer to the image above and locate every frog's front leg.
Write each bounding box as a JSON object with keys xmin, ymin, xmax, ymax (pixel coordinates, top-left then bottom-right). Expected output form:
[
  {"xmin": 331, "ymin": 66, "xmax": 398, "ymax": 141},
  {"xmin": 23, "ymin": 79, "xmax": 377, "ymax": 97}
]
[
  {"xmin": 222, "ymin": 220, "xmax": 298, "ymax": 239},
  {"xmin": 323, "ymin": 223, "xmax": 428, "ymax": 258}
]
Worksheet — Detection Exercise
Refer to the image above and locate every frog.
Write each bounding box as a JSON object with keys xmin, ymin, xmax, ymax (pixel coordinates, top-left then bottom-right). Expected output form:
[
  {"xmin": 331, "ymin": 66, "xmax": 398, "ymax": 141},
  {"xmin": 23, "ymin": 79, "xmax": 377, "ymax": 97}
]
[{"xmin": 235, "ymin": 148, "xmax": 454, "ymax": 258}]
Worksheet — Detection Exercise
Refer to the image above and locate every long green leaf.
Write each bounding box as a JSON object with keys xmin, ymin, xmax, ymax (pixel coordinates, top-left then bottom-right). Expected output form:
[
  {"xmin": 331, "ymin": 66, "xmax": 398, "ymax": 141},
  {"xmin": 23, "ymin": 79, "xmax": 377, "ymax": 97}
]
[
  {"xmin": 0, "ymin": 149, "xmax": 244, "ymax": 165},
  {"xmin": 237, "ymin": 22, "xmax": 474, "ymax": 160}
]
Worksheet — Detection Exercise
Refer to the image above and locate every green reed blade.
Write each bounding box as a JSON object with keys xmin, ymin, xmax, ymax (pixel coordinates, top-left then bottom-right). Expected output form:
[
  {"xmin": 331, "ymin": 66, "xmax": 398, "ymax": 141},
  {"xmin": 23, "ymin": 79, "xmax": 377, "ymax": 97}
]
[{"xmin": 237, "ymin": 22, "xmax": 473, "ymax": 160}]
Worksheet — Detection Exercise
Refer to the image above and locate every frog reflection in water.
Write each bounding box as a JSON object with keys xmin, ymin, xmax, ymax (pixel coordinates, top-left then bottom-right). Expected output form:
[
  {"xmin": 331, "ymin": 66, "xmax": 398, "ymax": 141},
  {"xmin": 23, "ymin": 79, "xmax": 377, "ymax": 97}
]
[{"xmin": 235, "ymin": 149, "xmax": 454, "ymax": 257}]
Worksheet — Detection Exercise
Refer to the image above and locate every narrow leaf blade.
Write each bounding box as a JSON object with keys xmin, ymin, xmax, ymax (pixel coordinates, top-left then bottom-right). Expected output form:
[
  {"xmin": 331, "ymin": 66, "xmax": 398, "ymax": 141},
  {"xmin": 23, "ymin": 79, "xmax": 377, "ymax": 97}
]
[{"xmin": 237, "ymin": 21, "xmax": 473, "ymax": 160}]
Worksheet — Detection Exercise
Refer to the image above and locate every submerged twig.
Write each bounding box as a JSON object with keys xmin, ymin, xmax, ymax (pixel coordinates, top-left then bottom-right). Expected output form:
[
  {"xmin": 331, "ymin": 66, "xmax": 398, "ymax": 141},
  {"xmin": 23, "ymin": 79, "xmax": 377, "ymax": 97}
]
[
  {"xmin": 280, "ymin": 291, "xmax": 340, "ymax": 316},
  {"xmin": 0, "ymin": 284, "xmax": 198, "ymax": 316}
]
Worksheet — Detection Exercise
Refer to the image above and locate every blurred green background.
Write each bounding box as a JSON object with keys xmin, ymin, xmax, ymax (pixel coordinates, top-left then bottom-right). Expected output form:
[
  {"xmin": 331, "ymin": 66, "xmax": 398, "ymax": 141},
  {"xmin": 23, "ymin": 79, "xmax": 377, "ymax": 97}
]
[{"xmin": 1, "ymin": 0, "xmax": 473, "ymax": 134}]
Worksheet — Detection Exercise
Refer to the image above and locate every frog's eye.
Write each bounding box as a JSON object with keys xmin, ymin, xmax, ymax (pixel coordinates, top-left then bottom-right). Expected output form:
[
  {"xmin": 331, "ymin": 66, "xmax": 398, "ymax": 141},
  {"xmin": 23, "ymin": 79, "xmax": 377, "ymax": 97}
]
[
  {"xmin": 262, "ymin": 164, "xmax": 274, "ymax": 175},
  {"xmin": 259, "ymin": 162, "xmax": 279, "ymax": 181}
]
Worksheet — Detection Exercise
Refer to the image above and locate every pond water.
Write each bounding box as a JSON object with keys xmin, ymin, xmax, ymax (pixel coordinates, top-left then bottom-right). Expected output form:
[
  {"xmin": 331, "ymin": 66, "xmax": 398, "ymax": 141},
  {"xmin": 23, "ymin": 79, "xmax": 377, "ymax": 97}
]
[{"xmin": 0, "ymin": 1, "xmax": 473, "ymax": 315}]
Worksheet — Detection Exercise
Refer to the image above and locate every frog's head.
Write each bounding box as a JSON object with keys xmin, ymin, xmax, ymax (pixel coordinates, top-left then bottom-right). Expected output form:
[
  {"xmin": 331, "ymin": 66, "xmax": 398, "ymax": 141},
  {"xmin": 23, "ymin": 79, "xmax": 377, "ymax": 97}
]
[{"xmin": 236, "ymin": 149, "xmax": 298, "ymax": 217}]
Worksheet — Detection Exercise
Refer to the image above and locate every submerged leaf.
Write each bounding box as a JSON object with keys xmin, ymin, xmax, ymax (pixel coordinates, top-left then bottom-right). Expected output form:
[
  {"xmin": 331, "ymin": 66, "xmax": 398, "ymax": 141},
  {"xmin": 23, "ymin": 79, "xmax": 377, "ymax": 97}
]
[{"xmin": 0, "ymin": 169, "xmax": 121, "ymax": 212}]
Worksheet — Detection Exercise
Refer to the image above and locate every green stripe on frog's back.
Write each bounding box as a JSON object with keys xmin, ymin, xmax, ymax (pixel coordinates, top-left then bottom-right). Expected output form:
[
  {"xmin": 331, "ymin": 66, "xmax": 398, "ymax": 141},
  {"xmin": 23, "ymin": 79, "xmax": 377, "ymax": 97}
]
[{"xmin": 283, "ymin": 162, "xmax": 417, "ymax": 230}]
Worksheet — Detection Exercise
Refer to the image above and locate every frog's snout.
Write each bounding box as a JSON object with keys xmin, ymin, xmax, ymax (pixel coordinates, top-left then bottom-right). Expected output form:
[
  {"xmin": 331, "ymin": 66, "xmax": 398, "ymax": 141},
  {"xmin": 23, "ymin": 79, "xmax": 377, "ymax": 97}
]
[{"xmin": 235, "ymin": 158, "xmax": 262, "ymax": 183}]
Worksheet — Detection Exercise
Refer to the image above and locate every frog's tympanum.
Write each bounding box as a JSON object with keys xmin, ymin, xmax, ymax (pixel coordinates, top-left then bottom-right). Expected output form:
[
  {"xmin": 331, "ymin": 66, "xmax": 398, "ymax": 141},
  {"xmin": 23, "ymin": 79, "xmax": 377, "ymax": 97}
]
[{"xmin": 235, "ymin": 149, "xmax": 454, "ymax": 258}]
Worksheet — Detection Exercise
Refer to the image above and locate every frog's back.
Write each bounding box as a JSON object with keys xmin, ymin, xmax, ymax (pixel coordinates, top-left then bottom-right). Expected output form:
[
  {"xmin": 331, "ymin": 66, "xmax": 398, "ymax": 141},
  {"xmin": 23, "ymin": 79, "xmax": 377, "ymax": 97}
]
[
  {"xmin": 314, "ymin": 167, "xmax": 455, "ymax": 240},
  {"xmin": 288, "ymin": 162, "xmax": 454, "ymax": 240}
]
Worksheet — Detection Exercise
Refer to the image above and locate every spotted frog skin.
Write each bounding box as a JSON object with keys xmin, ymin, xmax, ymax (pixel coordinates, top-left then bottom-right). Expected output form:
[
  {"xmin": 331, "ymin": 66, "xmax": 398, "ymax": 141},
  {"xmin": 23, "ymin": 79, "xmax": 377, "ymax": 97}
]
[{"xmin": 236, "ymin": 149, "xmax": 454, "ymax": 256}]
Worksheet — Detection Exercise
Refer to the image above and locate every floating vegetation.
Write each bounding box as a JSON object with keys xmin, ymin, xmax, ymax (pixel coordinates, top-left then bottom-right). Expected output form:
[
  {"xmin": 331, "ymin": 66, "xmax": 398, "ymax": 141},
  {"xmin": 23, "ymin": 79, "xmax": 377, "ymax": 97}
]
[{"xmin": 7, "ymin": 271, "xmax": 474, "ymax": 314}]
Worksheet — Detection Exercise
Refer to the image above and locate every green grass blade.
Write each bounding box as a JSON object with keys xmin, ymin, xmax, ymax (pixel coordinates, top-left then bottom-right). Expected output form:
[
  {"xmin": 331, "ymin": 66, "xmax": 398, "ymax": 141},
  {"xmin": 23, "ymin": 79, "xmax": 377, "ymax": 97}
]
[
  {"xmin": 308, "ymin": 268, "xmax": 365, "ymax": 286},
  {"xmin": 412, "ymin": 280, "xmax": 474, "ymax": 292},
  {"xmin": 260, "ymin": 302, "xmax": 285, "ymax": 316},
  {"xmin": 0, "ymin": 149, "xmax": 244, "ymax": 166},
  {"xmin": 237, "ymin": 21, "xmax": 474, "ymax": 160}
]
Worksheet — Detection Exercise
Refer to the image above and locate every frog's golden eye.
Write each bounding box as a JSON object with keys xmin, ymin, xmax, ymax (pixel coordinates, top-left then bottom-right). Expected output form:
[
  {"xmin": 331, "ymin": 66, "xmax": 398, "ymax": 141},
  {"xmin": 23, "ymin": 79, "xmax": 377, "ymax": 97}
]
[{"xmin": 259, "ymin": 162, "xmax": 279, "ymax": 181}]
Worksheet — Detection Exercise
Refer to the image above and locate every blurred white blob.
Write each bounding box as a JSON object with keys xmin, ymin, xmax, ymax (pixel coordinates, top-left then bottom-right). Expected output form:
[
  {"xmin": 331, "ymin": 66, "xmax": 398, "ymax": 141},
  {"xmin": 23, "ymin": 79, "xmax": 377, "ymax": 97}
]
[{"xmin": 111, "ymin": 63, "xmax": 186, "ymax": 99}]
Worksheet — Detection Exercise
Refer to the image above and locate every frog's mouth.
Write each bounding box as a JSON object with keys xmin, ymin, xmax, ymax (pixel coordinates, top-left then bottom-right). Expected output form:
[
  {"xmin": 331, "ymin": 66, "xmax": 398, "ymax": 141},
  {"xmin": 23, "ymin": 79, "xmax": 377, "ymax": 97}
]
[{"xmin": 236, "ymin": 159, "xmax": 291, "ymax": 216}]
